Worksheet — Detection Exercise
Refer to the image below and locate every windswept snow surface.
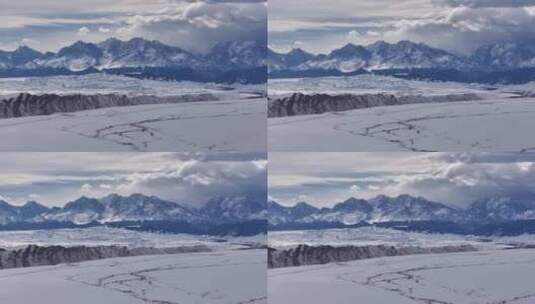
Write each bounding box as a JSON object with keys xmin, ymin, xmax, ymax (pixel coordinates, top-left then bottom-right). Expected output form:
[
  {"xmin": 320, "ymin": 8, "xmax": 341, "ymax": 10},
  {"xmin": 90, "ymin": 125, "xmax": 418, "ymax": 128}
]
[
  {"xmin": 0, "ymin": 227, "xmax": 266, "ymax": 251},
  {"xmin": 0, "ymin": 98, "xmax": 266, "ymax": 151},
  {"xmin": 268, "ymin": 227, "xmax": 535, "ymax": 250},
  {"xmin": 0, "ymin": 249, "xmax": 267, "ymax": 304},
  {"xmin": 269, "ymin": 97, "xmax": 535, "ymax": 152},
  {"xmin": 268, "ymin": 249, "xmax": 535, "ymax": 304}
]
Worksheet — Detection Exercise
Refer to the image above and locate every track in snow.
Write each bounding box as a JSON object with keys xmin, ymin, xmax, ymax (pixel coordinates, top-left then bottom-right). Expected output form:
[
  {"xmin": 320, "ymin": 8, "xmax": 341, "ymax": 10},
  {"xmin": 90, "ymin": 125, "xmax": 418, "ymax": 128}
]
[
  {"xmin": 269, "ymin": 249, "xmax": 535, "ymax": 304},
  {"xmin": 269, "ymin": 98, "xmax": 535, "ymax": 152},
  {"xmin": 0, "ymin": 99, "xmax": 266, "ymax": 152},
  {"xmin": 0, "ymin": 250, "xmax": 266, "ymax": 304}
]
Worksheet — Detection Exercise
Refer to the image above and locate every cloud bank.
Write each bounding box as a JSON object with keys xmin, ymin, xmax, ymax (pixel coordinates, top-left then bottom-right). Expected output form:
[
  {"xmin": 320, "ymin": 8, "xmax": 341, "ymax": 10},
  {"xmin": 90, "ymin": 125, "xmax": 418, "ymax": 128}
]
[
  {"xmin": 269, "ymin": 152, "xmax": 535, "ymax": 208},
  {"xmin": 269, "ymin": 0, "xmax": 535, "ymax": 55},
  {"xmin": 0, "ymin": 0, "xmax": 267, "ymax": 53},
  {"xmin": 0, "ymin": 153, "xmax": 267, "ymax": 207}
]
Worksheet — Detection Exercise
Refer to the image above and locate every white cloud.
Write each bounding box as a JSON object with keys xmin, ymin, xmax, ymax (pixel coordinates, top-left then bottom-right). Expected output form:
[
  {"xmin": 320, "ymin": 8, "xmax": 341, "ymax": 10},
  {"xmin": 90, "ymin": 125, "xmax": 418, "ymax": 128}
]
[
  {"xmin": 383, "ymin": 6, "xmax": 535, "ymax": 54},
  {"xmin": 269, "ymin": 152, "xmax": 535, "ymax": 208},
  {"xmin": 349, "ymin": 184, "xmax": 361, "ymax": 194},
  {"xmin": 77, "ymin": 26, "xmax": 91, "ymax": 36},
  {"xmin": 269, "ymin": 0, "xmax": 535, "ymax": 54},
  {"xmin": 0, "ymin": 0, "xmax": 266, "ymax": 53},
  {"xmin": 81, "ymin": 183, "xmax": 93, "ymax": 191},
  {"xmin": 0, "ymin": 153, "xmax": 266, "ymax": 207},
  {"xmin": 114, "ymin": 1, "xmax": 266, "ymax": 52},
  {"xmin": 433, "ymin": 0, "xmax": 535, "ymax": 8}
]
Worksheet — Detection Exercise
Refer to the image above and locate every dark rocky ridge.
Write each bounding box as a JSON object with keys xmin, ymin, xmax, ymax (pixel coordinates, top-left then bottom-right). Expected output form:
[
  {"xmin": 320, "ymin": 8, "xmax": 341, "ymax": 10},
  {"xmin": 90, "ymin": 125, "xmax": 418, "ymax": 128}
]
[
  {"xmin": 0, "ymin": 92, "xmax": 218, "ymax": 119},
  {"xmin": 268, "ymin": 92, "xmax": 482, "ymax": 117},
  {"xmin": 0, "ymin": 244, "xmax": 211, "ymax": 270},
  {"xmin": 268, "ymin": 244, "xmax": 477, "ymax": 268}
]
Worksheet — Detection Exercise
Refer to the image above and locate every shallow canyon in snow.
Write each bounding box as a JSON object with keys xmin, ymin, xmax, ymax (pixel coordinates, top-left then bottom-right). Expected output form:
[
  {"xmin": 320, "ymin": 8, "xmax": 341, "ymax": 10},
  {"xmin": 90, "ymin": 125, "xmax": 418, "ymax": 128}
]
[
  {"xmin": 269, "ymin": 97, "xmax": 535, "ymax": 152},
  {"xmin": 268, "ymin": 75, "xmax": 535, "ymax": 151},
  {"xmin": 0, "ymin": 249, "xmax": 266, "ymax": 304},
  {"xmin": 269, "ymin": 249, "xmax": 535, "ymax": 304},
  {"xmin": 0, "ymin": 74, "xmax": 266, "ymax": 151},
  {"xmin": 0, "ymin": 98, "xmax": 265, "ymax": 151},
  {"xmin": 0, "ymin": 228, "xmax": 266, "ymax": 303}
]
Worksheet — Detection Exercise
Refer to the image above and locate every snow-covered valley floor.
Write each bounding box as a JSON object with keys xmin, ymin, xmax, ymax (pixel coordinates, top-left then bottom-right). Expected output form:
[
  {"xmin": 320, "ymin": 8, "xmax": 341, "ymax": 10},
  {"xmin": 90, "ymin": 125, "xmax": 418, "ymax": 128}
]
[
  {"xmin": 0, "ymin": 98, "xmax": 266, "ymax": 151},
  {"xmin": 269, "ymin": 97, "xmax": 535, "ymax": 152},
  {"xmin": 0, "ymin": 227, "xmax": 266, "ymax": 250},
  {"xmin": 268, "ymin": 248, "xmax": 535, "ymax": 304},
  {"xmin": 268, "ymin": 227, "xmax": 535, "ymax": 250},
  {"xmin": 0, "ymin": 249, "xmax": 267, "ymax": 304}
]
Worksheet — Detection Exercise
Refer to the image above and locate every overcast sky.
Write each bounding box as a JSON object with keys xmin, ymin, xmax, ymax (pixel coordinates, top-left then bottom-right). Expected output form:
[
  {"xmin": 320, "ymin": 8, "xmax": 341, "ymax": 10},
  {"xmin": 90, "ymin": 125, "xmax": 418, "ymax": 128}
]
[
  {"xmin": 0, "ymin": 0, "xmax": 267, "ymax": 53},
  {"xmin": 0, "ymin": 152, "xmax": 266, "ymax": 207},
  {"xmin": 269, "ymin": 152, "xmax": 535, "ymax": 209},
  {"xmin": 269, "ymin": 0, "xmax": 535, "ymax": 54}
]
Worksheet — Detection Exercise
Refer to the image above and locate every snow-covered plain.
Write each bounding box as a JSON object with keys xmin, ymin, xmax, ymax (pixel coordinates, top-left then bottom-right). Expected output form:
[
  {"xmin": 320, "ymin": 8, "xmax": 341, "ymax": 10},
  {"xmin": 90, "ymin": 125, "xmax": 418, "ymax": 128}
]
[
  {"xmin": 269, "ymin": 249, "xmax": 535, "ymax": 304},
  {"xmin": 0, "ymin": 98, "xmax": 266, "ymax": 151},
  {"xmin": 269, "ymin": 97, "xmax": 535, "ymax": 152},
  {"xmin": 268, "ymin": 227, "xmax": 535, "ymax": 250},
  {"xmin": 0, "ymin": 74, "xmax": 266, "ymax": 151},
  {"xmin": 269, "ymin": 75, "xmax": 535, "ymax": 151},
  {"xmin": 0, "ymin": 227, "xmax": 266, "ymax": 250},
  {"xmin": 0, "ymin": 249, "xmax": 266, "ymax": 304},
  {"xmin": 268, "ymin": 75, "xmax": 509, "ymax": 98}
]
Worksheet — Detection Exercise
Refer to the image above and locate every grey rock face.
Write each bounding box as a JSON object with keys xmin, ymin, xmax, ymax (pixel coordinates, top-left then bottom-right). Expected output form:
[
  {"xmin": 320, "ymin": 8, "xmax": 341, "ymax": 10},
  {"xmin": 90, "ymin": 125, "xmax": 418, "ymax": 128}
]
[
  {"xmin": 268, "ymin": 244, "xmax": 477, "ymax": 268},
  {"xmin": 268, "ymin": 92, "xmax": 481, "ymax": 117},
  {"xmin": 0, "ymin": 244, "xmax": 211, "ymax": 270},
  {"xmin": 0, "ymin": 92, "xmax": 217, "ymax": 119}
]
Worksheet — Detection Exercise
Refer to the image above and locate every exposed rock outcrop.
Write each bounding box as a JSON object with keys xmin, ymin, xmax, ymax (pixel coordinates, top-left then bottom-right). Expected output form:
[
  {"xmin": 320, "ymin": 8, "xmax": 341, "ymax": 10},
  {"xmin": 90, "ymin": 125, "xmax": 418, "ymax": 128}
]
[
  {"xmin": 268, "ymin": 244, "xmax": 477, "ymax": 268},
  {"xmin": 0, "ymin": 93, "xmax": 218, "ymax": 119},
  {"xmin": 0, "ymin": 244, "xmax": 211, "ymax": 270},
  {"xmin": 268, "ymin": 92, "xmax": 482, "ymax": 117}
]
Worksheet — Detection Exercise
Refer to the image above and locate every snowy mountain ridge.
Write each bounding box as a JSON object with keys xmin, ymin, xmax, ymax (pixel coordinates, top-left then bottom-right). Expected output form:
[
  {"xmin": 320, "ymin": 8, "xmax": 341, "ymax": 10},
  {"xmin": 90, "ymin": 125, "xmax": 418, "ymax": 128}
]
[
  {"xmin": 0, "ymin": 38, "xmax": 266, "ymax": 72},
  {"xmin": 269, "ymin": 194, "xmax": 535, "ymax": 225},
  {"xmin": 0, "ymin": 193, "xmax": 266, "ymax": 225},
  {"xmin": 269, "ymin": 40, "xmax": 535, "ymax": 73}
]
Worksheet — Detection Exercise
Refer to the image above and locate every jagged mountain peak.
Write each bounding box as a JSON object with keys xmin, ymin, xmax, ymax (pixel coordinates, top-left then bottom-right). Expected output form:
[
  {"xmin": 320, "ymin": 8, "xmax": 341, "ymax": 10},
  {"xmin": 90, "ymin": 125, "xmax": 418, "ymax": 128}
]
[
  {"xmin": 291, "ymin": 201, "xmax": 320, "ymax": 215},
  {"xmin": 269, "ymin": 194, "xmax": 465, "ymax": 226},
  {"xmin": 63, "ymin": 196, "xmax": 104, "ymax": 211},
  {"xmin": 0, "ymin": 193, "xmax": 264, "ymax": 226},
  {"xmin": 329, "ymin": 43, "xmax": 370, "ymax": 59},
  {"xmin": 0, "ymin": 37, "xmax": 265, "ymax": 75},
  {"xmin": 269, "ymin": 39, "xmax": 471, "ymax": 73},
  {"xmin": 13, "ymin": 45, "xmax": 41, "ymax": 55},
  {"xmin": 202, "ymin": 195, "xmax": 266, "ymax": 222},
  {"xmin": 22, "ymin": 200, "xmax": 48, "ymax": 209},
  {"xmin": 207, "ymin": 40, "xmax": 266, "ymax": 68},
  {"xmin": 287, "ymin": 48, "xmax": 313, "ymax": 56},
  {"xmin": 332, "ymin": 197, "xmax": 372, "ymax": 212},
  {"xmin": 58, "ymin": 41, "xmax": 101, "ymax": 53}
]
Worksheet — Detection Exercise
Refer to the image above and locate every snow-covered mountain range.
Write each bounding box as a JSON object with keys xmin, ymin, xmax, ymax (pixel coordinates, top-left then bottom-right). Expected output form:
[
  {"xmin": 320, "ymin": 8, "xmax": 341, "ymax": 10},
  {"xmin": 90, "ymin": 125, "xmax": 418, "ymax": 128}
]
[
  {"xmin": 269, "ymin": 40, "xmax": 535, "ymax": 74},
  {"xmin": 0, "ymin": 38, "xmax": 266, "ymax": 76},
  {"xmin": 0, "ymin": 193, "xmax": 266, "ymax": 225},
  {"xmin": 269, "ymin": 195, "xmax": 535, "ymax": 226}
]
